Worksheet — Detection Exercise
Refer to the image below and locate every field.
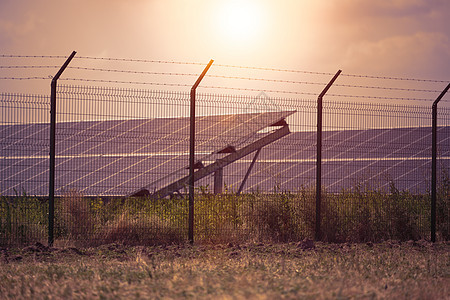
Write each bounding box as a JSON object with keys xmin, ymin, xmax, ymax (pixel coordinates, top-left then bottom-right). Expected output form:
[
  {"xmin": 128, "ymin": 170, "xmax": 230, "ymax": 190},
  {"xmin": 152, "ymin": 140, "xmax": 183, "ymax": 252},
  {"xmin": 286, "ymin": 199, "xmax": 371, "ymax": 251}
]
[
  {"xmin": 1, "ymin": 183, "xmax": 449, "ymax": 299},
  {"xmin": 1, "ymin": 240, "xmax": 449, "ymax": 299}
]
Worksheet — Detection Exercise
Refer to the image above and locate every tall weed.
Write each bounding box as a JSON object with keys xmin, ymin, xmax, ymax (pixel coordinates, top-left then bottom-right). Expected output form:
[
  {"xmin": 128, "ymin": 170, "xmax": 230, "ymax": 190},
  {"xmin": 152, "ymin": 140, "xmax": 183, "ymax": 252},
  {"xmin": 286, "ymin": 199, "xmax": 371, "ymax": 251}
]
[
  {"xmin": 1, "ymin": 174, "xmax": 449, "ymax": 246},
  {"xmin": 56, "ymin": 190, "xmax": 95, "ymax": 245}
]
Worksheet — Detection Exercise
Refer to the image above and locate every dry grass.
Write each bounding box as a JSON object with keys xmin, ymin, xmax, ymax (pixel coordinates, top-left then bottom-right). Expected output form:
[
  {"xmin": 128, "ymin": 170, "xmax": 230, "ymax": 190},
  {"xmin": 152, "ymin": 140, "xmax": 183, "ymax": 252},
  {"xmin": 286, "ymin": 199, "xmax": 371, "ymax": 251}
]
[
  {"xmin": 57, "ymin": 192, "xmax": 185, "ymax": 247},
  {"xmin": 100, "ymin": 212, "xmax": 184, "ymax": 246},
  {"xmin": 0, "ymin": 241, "xmax": 448, "ymax": 299},
  {"xmin": 58, "ymin": 190, "xmax": 95, "ymax": 243}
]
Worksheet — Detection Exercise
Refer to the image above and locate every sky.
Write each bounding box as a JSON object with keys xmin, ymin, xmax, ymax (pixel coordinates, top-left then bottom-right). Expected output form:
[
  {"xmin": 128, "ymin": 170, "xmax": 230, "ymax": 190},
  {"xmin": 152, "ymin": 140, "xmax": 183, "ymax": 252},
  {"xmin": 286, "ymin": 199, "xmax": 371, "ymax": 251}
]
[{"xmin": 0, "ymin": 0, "xmax": 449, "ymax": 101}]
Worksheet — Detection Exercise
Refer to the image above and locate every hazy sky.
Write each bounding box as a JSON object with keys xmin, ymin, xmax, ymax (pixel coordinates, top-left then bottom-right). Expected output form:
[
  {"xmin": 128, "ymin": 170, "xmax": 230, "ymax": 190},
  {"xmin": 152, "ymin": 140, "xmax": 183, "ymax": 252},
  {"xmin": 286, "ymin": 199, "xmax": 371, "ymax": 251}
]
[{"xmin": 1, "ymin": 0, "xmax": 449, "ymax": 97}]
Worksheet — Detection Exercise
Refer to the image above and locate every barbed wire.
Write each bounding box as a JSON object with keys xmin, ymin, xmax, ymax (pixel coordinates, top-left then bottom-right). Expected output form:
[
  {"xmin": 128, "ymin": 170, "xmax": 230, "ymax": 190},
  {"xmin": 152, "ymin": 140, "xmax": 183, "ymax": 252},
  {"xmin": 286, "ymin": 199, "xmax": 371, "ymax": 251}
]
[
  {"xmin": 68, "ymin": 66, "xmax": 198, "ymax": 77},
  {"xmin": 333, "ymin": 83, "xmax": 440, "ymax": 93},
  {"xmin": 201, "ymin": 85, "xmax": 318, "ymax": 96},
  {"xmin": 62, "ymin": 66, "xmax": 443, "ymax": 92},
  {"xmin": 201, "ymin": 86, "xmax": 436, "ymax": 101},
  {"xmin": 327, "ymin": 93, "xmax": 432, "ymax": 102},
  {"xmin": 212, "ymin": 63, "xmax": 335, "ymax": 76},
  {"xmin": 72, "ymin": 56, "xmax": 450, "ymax": 83},
  {"xmin": 341, "ymin": 73, "xmax": 448, "ymax": 83},
  {"xmin": 76, "ymin": 56, "xmax": 205, "ymax": 66},
  {"xmin": 208, "ymin": 76, "xmax": 442, "ymax": 92},
  {"xmin": 1, "ymin": 54, "xmax": 448, "ymax": 85},
  {"xmin": 58, "ymin": 78, "xmax": 318, "ymax": 96},
  {"xmin": 0, "ymin": 55, "xmax": 69, "ymax": 59},
  {"xmin": 74, "ymin": 55, "xmax": 332, "ymax": 74},
  {"xmin": 66, "ymin": 66, "xmax": 329, "ymax": 85},
  {"xmin": 2, "ymin": 74, "xmax": 439, "ymax": 101},
  {"xmin": 60, "ymin": 78, "xmax": 191, "ymax": 88},
  {"xmin": 0, "ymin": 76, "xmax": 49, "ymax": 80},
  {"xmin": 0, "ymin": 65, "xmax": 60, "ymax": 69},
  {"xmin": 73, "ymin": 56, "xmax": 334, "ymax": 76},
  {"xmin": 212, "ymin": 75, "xmax": 325, "ymax": 86}
]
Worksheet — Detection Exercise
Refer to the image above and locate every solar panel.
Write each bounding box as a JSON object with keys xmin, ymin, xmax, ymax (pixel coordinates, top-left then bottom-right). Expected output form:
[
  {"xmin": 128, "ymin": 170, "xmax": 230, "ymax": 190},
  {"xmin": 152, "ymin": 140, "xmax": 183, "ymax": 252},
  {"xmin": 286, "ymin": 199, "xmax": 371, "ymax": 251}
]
[{"xmin": 235, "ymin": 126, "xmax": 449, "ymax": 193}]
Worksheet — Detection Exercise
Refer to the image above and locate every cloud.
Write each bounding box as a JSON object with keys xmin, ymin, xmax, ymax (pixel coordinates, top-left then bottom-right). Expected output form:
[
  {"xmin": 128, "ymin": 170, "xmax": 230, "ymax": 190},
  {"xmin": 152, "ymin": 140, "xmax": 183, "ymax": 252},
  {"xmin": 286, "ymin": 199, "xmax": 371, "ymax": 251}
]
[
  {"xmin": 308, "ymin": 0, "xmax": 449, "ymax": 77},
  {"xmin": 341, "ymin": 31, "xmax": 450, "ymax": 77},
  {"xmin": 329, "ymin": 0, "xmax": 446, "ymax": 18},
  {"xmin": 0, "ymin": 11, "xmax": 43, "ymax": 40}
]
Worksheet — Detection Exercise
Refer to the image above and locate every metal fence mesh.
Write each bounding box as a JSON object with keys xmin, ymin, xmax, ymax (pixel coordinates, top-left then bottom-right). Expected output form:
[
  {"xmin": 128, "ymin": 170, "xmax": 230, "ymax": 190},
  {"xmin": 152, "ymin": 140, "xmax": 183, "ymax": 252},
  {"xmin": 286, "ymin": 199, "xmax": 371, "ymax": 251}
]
[
  {"xmin": 1, "ymin": 92, "xmax": 50, "ymax": 245},
  {"xmin": 1, "ymin": 84, "xmax": 449, "ymax": 245}
]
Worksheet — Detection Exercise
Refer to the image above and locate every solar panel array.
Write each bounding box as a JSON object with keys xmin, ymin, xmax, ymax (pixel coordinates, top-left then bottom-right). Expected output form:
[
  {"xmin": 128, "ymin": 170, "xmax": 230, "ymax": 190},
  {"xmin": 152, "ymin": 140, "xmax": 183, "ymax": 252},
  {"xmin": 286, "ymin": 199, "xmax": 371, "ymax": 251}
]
[{"xmin": 2, "ymin": 115, "xmax": 448, "ymax": 196}]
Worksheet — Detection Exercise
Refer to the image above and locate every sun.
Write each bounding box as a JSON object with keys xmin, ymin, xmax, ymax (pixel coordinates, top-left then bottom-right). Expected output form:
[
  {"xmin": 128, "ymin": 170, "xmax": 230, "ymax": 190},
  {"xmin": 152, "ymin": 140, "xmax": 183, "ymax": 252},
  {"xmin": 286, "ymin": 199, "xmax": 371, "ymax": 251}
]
[{"xmin": 215, "ymin": 0, "xmax": 264, "ymax": 43}]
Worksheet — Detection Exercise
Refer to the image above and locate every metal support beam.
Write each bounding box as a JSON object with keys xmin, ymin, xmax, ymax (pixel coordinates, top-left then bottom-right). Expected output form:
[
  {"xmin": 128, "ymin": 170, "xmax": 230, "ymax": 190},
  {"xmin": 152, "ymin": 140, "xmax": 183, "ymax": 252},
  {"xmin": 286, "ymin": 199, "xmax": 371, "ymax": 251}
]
[
  {"xmin": 316, "ymin": 70, "xmax": 341, "ymax": 241},
  {"xmin": 237, "ymin": 148, "xmax": 262, "ymax": 195},
  {"xmin": 431, "ymin": 82, "xmax": 450, "ymax": 242},
  {"xmin": 48, "ymin": 51, "xmax": 76, "ymax": 247},
  {"xmin": 145, "ymin": 125, "xmax": 290, "ymax": 200},
  {"xmin": 189, "ymin": 59, "xmax": 214, "ymax": 243},
  {"xmin": 214, "ymin": 168, "xmax": 224, "ymax": 194}
]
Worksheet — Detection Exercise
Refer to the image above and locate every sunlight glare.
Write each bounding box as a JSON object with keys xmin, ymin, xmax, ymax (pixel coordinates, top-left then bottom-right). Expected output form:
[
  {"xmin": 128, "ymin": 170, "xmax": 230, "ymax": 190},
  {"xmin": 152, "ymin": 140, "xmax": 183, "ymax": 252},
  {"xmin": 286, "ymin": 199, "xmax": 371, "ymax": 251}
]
[{"xmin": 216, "ymin": 0, "xmax": 264, "ymax": 43}]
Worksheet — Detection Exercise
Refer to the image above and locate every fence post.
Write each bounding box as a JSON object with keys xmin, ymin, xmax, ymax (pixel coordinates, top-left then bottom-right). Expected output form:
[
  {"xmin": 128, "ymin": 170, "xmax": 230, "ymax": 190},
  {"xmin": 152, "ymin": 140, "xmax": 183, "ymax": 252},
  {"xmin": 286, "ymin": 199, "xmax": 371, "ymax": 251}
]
[
  {"xmin": 316, "ymin": 70, "xmax": 341, "ymax": 241},
  {"xmin": 431, "ymin": 82, "xmax": 450, "ymax": 242},
  {"xmin": 48, "ymin": 51, "xmax": 76, "ymax": 247},
  {"xmin": 189, "ymin": 60, "xmax": 214, "ymax": 244}
]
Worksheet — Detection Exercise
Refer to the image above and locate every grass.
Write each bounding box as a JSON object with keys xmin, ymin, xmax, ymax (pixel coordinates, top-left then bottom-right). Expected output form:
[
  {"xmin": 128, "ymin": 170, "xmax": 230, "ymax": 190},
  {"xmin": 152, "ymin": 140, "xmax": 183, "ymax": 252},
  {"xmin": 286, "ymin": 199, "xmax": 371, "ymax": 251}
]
[
  {"xmin": 0, "ymin": 241, "xmax": 448, "ymax": 299},
  {"xmin": 0, "ymin": 174, "xmax": 449, "ymax": 246}
]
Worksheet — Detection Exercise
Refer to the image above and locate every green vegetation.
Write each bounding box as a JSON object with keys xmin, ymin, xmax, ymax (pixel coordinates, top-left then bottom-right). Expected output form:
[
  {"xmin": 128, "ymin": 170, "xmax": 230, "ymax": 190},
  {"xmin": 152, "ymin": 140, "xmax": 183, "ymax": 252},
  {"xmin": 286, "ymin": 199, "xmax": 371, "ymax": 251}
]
[
  {"xmin": 1, "ymin": 176, "xmax": 449, "ymax": 246},
  {"xmin": 0, "ymin": 241, "xmax": 448, "ymax": 299},
  {"xmin": 0, "ymin": 192, "xmax": 48, "ymax": 246}
]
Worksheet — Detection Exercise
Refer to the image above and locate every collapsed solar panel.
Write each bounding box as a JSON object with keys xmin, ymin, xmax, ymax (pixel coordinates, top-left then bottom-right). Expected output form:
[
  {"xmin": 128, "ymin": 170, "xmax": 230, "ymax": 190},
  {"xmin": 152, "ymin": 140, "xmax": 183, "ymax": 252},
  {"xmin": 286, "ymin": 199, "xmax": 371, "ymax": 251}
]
[{"xmin": 129, "ymin": 112, "xmax": 294, "ymax": 198}]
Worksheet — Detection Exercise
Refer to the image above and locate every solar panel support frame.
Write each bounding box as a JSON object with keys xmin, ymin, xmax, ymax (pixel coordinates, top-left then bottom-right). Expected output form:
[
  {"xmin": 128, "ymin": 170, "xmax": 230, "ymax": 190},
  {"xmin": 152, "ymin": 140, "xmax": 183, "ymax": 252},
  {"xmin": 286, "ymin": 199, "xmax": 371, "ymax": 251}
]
[
  {"xmin": 214, "ymin": 168, "xmax": 223, "ymax": 194},
  {"xmin": 237, "ymin": 147, "xmax": 262, "ymax": 195},
  {"xmin": 131, "ymin": 124, "xmax": 290, "ymax": 200}
]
